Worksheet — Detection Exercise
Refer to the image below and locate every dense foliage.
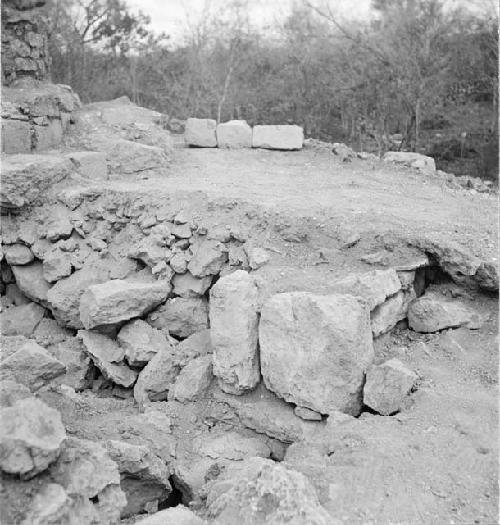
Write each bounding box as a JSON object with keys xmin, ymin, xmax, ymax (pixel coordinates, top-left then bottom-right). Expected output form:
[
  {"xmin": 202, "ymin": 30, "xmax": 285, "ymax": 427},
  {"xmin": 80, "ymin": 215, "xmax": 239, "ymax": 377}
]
[{"xmin": 47, "ymin": 0, "xmax": 498, "ymax": 179}]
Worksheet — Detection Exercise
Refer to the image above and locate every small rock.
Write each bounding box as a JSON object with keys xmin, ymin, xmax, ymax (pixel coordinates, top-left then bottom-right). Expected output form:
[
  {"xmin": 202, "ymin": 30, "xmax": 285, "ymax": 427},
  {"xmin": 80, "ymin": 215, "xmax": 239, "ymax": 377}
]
[
  {"xmin": 475, "ymin": 261, "xmax": 498, "ymax": 292},
  {"xmin": 0, "ymin": 380, "xmax": 32, "ymax": 407},
  {"xmin": 169, "ymin": 355, "xmax": 213, "ymax": 402},
  {"xmin": 11, "ymin": 261, "xmax": 51, "ymax": 305},
  {"xmin": 170, "ymin": 252, "xmax": 189, "ymax": 274},
  {"xmin": 171, "ymin": 223, "xmax": 192, "ymax": 239},
  {"xmin": 363, "ymin": 359, "xmax": 417, "ymax": 415},
  {"xmin": 172, "ymin": 272, "xmax": 212, "ymax": 298},
  {"xmin": 5, "ymin": 283, "xmax": 30, "ymax": 306},
  {"xmin": 46, "ymin": 209, "xmax": 73, "ymax": 242},
  {"xmin": 184, "ymin": 118, "xmax": 217, "ymax": 147},
  {"xmin": 361, "ymin": 251, "xmax": 389, "ymax": 265},
  {"xmin": 216, "ymin": 120, "xmax": 252, "ymax": 148},
  {"xmin": 294, "ymin": 406, "xmax": 322, "ymax": 421},
  {"xmin": 33, "ymin": 318, "xmax": 72, "ymax": 346},
  {"xmin": 0, "ymin": 302, "xmax": 45, "ymax": 336},
  {"xmin": 173, "ymin": 329, "xmax": 213, "ymax": 368},
  {"xmin": 188, "ymin": 240, "xmax": 228, "ymax": 277},
  {"xmin": 252, "ymin": 125, "xmax": 304, "ymax": 150},
  {"xmin": 133, "ymin": 506, "xmax": 205, "ymax": 525},
  {"xmin": 4, "ymin": 243, "xmax": 34, "ymax": 265},
  {"xmin": 117, "ymin": 319, "xmax": 168, "ymax": 367},
  {"xmin": 246, "ymin": 246, "xmax": 270, "ymax": 270}
]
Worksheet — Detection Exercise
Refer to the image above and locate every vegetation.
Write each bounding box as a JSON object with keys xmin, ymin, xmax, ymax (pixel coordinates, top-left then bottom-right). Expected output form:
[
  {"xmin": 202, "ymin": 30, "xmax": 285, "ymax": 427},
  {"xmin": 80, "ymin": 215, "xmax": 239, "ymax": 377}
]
[{"xmin": 47, "ymin": 0, "xmax": 498, "ymax": 179}]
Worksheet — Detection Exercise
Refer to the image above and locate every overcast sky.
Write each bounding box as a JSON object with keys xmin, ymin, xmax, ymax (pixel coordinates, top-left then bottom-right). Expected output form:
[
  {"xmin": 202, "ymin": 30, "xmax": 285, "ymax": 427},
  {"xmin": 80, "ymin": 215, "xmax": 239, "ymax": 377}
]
[{"xmin": 125, "ymin": 0, "xmax": 373, "ymax": 42}]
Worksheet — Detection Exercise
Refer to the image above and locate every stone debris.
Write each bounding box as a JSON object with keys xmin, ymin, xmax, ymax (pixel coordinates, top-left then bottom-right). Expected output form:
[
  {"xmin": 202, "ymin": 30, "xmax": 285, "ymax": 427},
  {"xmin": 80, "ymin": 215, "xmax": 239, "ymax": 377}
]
[
  {"xmin": 216, "ymin": 120, "xmax": 252, "ymax": 148},
  {"xmin": 210, "ymin": 270, "xmax": 260, "ymax": 394},
  {"xmin": 46, "ymin": 338, "xmax": 91, "ymax": 390},
  {"xmin": 0, "ymin": 301, "xmax": 45, "ymax": 336},
  {"xmin": 0, "ymin": 397, "xmax": 66, "ymax": 479},
  {"xmin": 475, "ymin": 261, "xmax": 498, "ymax": 292},
  {"xmin": 3, "ymin": 243, "xmax": 34, "ymax": 265},
  {"xmin": 246, "ymin": 246, "xmax": 270, "ymax": 270},
  {"xmin": 117, "ymin": 319, "xmax": 168, "ymax": 367},
  {"xmin": 259, "ymin": 292, "xmax": 374, "ymax": 416},
  {"xmin": 185, "ymin": 118, "xmax": 217, "ymax": 147},
  {"xmin": 80, "ymin": 279, "xmax": 171, "ymax": 329},
  {"xmin": 172, "ymin": 272, "xmax": 212, "ymax": 297},
  {"xmin": 188, "ymin": 240, "xmax": 228, "ymax": 277},
  {"xmin": 0, "ymin": 340, "xmax": 66, "ymax": 391},
  {"xmin": 147, "ymin": 297, "xmax": 209, "ymax": 339},
  {"xmin": 408, "ymin": 294, "xmax": 483, "ymax": 333},
  {"xmin": 11, "ymin": 261, "xmax": 51, "ymax": 305},
  {"xmin": 383, "ymin": 151, "xmax": 436, "ymax": 171},
  {"xmin": 252, "ymin": 125, "xmax": 304, "ymax": 150},
  {"xmin": 105, "ymin": 440, "xmax": 171, "ymax": 517},
  {"xmin": 363, "ymin": 359, "xmax": 418, "ymax": 415},
  {"xmin": 169, "ymin": 354, "xmax": 213, "ymax": 402},
  {"xmin": 370, "ymin": 289, "xmax": 416, "ymax": 337},
  {"xmin": 32, "ymin": 318, "xmax": 72, "ymax": 346}
]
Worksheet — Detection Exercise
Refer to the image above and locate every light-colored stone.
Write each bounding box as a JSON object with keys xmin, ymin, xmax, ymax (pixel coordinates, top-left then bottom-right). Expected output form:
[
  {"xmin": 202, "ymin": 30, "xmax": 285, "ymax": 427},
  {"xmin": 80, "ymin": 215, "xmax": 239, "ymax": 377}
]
[
  {"xmin": 4, "ymin": 243, "xmax": 34, "ymax": 265},
  {"xmin": 117, "ymin": 319, "xmax": 168, "ymax": 367},
  {"xmin": 370, "ymin": 289, "xmax": 416, "ymax": 337},
  {"xmin": 0, "ymin": 398, "xmax": 66, "ymax": 478},
  {"xmin": 210, "ymin": 270, "xmax": 260, "ymax": 394},
  {"xmin": 188, "ymin": 240, "xmax": 227, "ymax": 277},
  {"xmin": 78, "ymin": 330, "xmax": 137, "ymax": 387},
  {"xmin": 294, "ymin": 406, "xmax": 322, "ymax": 421},
  {"xmin": 172, "ymin": 272, "xmax": 212, "ymax": 297},
  {"xmin": 11, "ymin": 261, "xmax": 51, "ymax": 305},
  {"xmin": 0, "ymin": 301, "xmax": 45, "ymax": 336},
  {"xmin": 42, "ymin": 249, "xmax": 73, "ymax": 282},
  {"xmin": 170, "ymin": 355, "xmax": 213, "ymax": 402},
  {"xmin": 0, "ymin": 340, "xmax": 66, "ymax": 391},
  {"xmin": 65, "ymin": 151, "xmax": 108, "ymax": 179},
  {"xmin": 80, "ymin": 279, "xmax": 170, "ymax": 329},
  {"xmin": 383, "ymin": 151, "xmax": 436, "ymax": 171},
  {"xmin": 408, "ymin": 294, "xmax": 483, "ymax": 333},
  {"xmin": 47, "ymin": 339, "xmax": 91, "ymax": 390},
  {"xmin": 0, "ymin": 380, "xmax": 32, "ymax": 408},
  {"xmin": 252, "ymin": 125, "xmax": 304, "ymax": 150},
  {"xmin": 363, "ymin": 359, "xmax": 417, "ymax": 415},
  {"xmin": 147, "ymin": 297, "xmax": 209, "ymax": 338},
  {"xmin": 134, "ymin": 506, "xmax": 205, "ymax": 525},
  {"xmin": 173, "ymin": 329, "xmax": 213, "ymax": 368},
  {"xmin": 185, "ymin": 118, "xmax": 217, "ymax": 147},
  {"xmin": 246, "ymin": 246, "xmax": 270, "ymax": 270},
  {"xmin": 216, "ymin": 120, "xmax": 252, "ymax": 148},
  {"xmin": 259, "ymin": 292, "xmax": 374, "ymax": 416}
]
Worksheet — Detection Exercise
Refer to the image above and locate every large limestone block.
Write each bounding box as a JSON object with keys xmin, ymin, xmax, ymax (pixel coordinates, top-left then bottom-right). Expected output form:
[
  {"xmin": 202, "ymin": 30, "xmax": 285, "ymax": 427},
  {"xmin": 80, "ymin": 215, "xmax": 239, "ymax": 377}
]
[
  {"xmin": 252, "ymin": 125, "xmax": 304, "ymax": 150},
  {"xmin": 259, "ymin": 292, "xmax": 374, "ymax": 416},
  {"xmin": 383, "ymin": 151, "xmax": 436, "ymax": 171},
  {"xmin": 210, "ymin": 270, "xmax": 260, "ymax": 394},
  {"xmin": 1, "ymin": 154, "xmax": 72, "ymax": 210},
  {"xmin": 216, "ymin": 120, "xmax": 252, "ymax": 148},
  {"xmin": 172, "ymin": 272, "xmax": 213, "ymax": 298},
  {"xmin": 184, "ymin": 118, "xmax": 217, "ymax": 147},
  {"xmin": 363, "ymin": 359, "xmax": 417, "ymax": 415},
  {"xmin": 188, "ymin": 240, "xmax": 227, "ymax": 277},
  {"xmin": 4, "ymin": 243, "xmax": 34, "ymax": 265},
  {"xmin": 370, "ymin": 289, "xmax": 416, "ymax": 337},
  {"xmin": 134, "ymin": 507, "xmax": 205, "ymax": 525},
  {"xmin": 80, "ymin": 279, "xmax": 170, "ymax": 329},
  {"xmin": 0, "ymin": 398, "xmax": 66, "ymax": 479}
]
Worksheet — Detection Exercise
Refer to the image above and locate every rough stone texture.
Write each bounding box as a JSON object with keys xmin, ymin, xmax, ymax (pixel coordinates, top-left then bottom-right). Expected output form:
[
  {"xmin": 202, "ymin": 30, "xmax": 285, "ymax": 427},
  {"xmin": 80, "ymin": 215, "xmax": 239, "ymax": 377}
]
[
  {"xmin": 117, "ymin": 319, "xmax": 168, "ymax": 367},
  {"xmin": 78, "ymin": 330, "xmax": 137, "ymax": 388},
  {"xmin": 210, "ymin": 270, "xmax": 260, "ymax": 394},
  {"xmin": 80, "ymin": 279, "xmax": 170, "ymax": 329},
  {"xmin": 0, "ymin": 379, "xmax": 32, "ymax": 407},
  {"xmin": 475, "ymin": 261, "xmax": 498, "ymax": 292},
  {"xmin": 1, "ymin": 154, "xmax": 72, "ymax": 210},
  {"xmin": 331, "ymin": 269, "xmax": 402, "ymax": 310},
  {"xmin": 246, "ymin": 246, "xmax": 270, "ymax": 270},
  {"xmin": 408, "ymin": 294, "xmax": 483, "ymax": 333},
  {"xmin": 134, "ymin": 507, "xmax": 205, "ymax": 525},
  {"xmin": 105, "ymin": 440, "xmax": 171, "ymax": 517},
  {"xmin": 216, "ymin": 120, "xmax": 252, "ymax": 148},
  {"xmin": 134, "ymin": 345, "xmax": 180, "ymax": 406},
  {"xmin": 65, "ymin": 151, "xmax": 108, "ymax": 179},
  {"xmin": 147, "ymin": 297, "xmax": 209, "ymax": 339},
  {"xmin": 42, "ymin": 249, "xmax": 73, "ymax": 282},
  {"xmin": 0, "ymin": 301, "xmax": 45, "ymax": 336},
  {"xmin": 370, "ymin": 289, "xmax": 416, "ymax": 337},
  {"xmin": 1, "ymin": 118, "xmax": 31, "ymax": 154},
  {"xmin": 0, "ymin": 340, "xmax": 66, "ymax": 391},
  {"xmin": 205, "ymin": 457, "xmax": 333, "ymax": 525},
  {"xmin": 363, "ymin": 359, "xmax": 418, "ymax": 415},
  {"xmin": 5, "ymin": 283, "xmax": 30, "ymax": 307},
  {"xmin": 172, "ymin": 272, "xmax": 212, "ymax": 297},
  {"xmin": 32, "ymin": 318, "xmax": 71, "ymax": 346},
  {"xmin": 259, "ymin": 292, "xmax": 374, "ymax": 416},
  {"xmin": 0, "ymin": 397, "xmax": 66, "ymax": 479},
  {"xmin": 4, "ymin": 243, "xmax": 34, "ymax": 265},
  {"xmin": 188, "ymin": 240, "xmax": 228, "ymax": 277},
  {"xmin": 46, "ymin": 338, "xmax": 90, "ymax": 390},
  {"xmin": 50, "ymin": 437, "xmax": 126, "ymax": 524},
  {"xmin": 252, "ymin": 125, "xmax": 304, "ymax": 150},
  {"xmin": 294, "ymin": 406, "xmax": 322, "ymax": 421},
  {"xmin": 11, "ymin": 261, "xmax": 51, "ymax": 305},
  {"xmin": 169, "ymin": 355, "xmax": 213, "ymax": 402},
  {"xmin": 185, "ymin": 118, "xmax": 217, "ymax": 147},
  {"xmin": 173, "ymin": 329, "xmax": 213, "ymax": 368},
  {"xmin": 34, "ymin": 118, "xmax": 64, "ymax": 151},
  {"xmin": 383, "ymin": 151, "xmax": 436, "ymax": 171}
]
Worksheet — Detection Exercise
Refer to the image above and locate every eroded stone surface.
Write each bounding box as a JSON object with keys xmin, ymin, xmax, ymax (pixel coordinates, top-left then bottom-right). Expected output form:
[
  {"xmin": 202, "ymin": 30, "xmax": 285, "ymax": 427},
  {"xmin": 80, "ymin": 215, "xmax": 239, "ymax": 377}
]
[
  {"xmin": 185, "ymin": 118, "xmax": 217, "ymax": 147},
  {"xmin": 216, "ymin": 120, "xmax": 252, "ymax": 148},
  {"xmin": 117, "ymin": 319, "xmax": 168, "ymax": 367},
  {"xmin": 169, "ymin": 355, "xmax": 213, "ymax": 402},
  {"xmin": 252, "ymin": 125, "xmax": 304, "ymax": 150}
]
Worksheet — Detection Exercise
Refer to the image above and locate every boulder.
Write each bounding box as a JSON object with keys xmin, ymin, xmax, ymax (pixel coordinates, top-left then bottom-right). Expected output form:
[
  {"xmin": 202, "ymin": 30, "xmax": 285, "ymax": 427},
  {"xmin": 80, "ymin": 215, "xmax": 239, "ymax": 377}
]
[
  {"xmin": 128, "ymin": 237, "xmax": 172, "ymax": 268},
  {"xmin": 5, "ymin": 283, "xmax": 30, "ymax": 306},
  {"xmin": 383, "ymin": 151, "xmax": 436, "ymax": 171},
  {"xmin": 408, "ymin": 295, "xmax": 483, "ymax": 333},
  {"xmin": 78, "ymin": 330, "xmax": 137, "ymax": 388},
  {"xmin": 475, "ymin": 261, "xmax": 498, "ymax": 292},
  {"xmin": 210, "ymin": 270, "xmax": 260, "ymax": 394},
  {"xmin": 0, "ymin": 380, "xmax": 32, "ymax": 407},
  {"xmin": 134, "ymin": 346, "xmax": 180, "ymax": 406},
  {"xmin": 133, "ymin": 507, "xmax": 204, "ymax": 525},
  {"xmin": 44, "ymin": 207, "xmax": 73, "ymax": 242},
  {"xmin": 117, "ymin": 319, "xmax": 168, "ymax": 367},
  {"xmin": 4, "ymin": 243, "xmax": 34, "ymax": 265},
  {"xmin": 188, "ymin": 240, "xmax": 227, "ymax": 277},
  {"xmin": 172, "ymin": 272, "xmax": 212, "ymax": 297},
  {"xmin": 216, "ymin": 120, "xmax": 252, "ymax": 148},
  {"xmin": 0, "ymin": 340, "xmax": 66, "ymax": 391},
  {"xmin": 169, "ymin": 355, "xmax": 213, "ymax": 402},
  {"xmin": 172, "ymin": 329, "xmax": 213, "ymax": 368},
  {"xmin": 363, "ymin": 359, "xmax": 417, "ymax": 415},
  {"xmin": 147, "ymin": 297, "xmax": 209, "ymax": 338},
  {"xmin": 259, "ymin": 292, "xmax": 374, "ymax": 416},
  {"xmin": 370, "ymin": 289, "xmax": 415, "ymax": 337},
  {"xmin": 185, "ymin": 118, "xmax": 217, "ymax": 147},
  {"xmin": 80, "ymin": 279, "xmax": 170, "ymax": 329},
  {"xmin": 169, "ymin": 252, "xmax": 189, "ymax": 274},
  {"xmin": 0, "ymin": 301, "xmax": 45, "ymax": 336},
  {"xmin": 105, "ymin": 440, "xmax": 171, "ymax": 517},
  {"xmin": 0, "ymin": 397, "xmax": 66, "ymax": 478},
  {"xmin": 1, "ymin": 154, "xmax": 72, "ymax": 210},
  {"xmin": 42, "ymin": 249, "xmax": 73, "ymax": 282},
  {"xmin": 252, "ymin": 125, "xmax": 304, "ymax": 150},
  {"xmin": 11, "ymin": 261, "xmax": 51, "ymax": 305},
  {"xmin": 65, "ymin": 151, "xmax": 108, "ymax": 179}
]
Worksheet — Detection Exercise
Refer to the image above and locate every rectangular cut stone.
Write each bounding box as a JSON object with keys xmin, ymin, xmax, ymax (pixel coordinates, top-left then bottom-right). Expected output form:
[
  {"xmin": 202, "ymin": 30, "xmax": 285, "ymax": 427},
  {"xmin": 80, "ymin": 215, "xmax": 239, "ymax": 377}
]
[
  {"xmin": 34, "ymin": 119, "xmax": 63, "ymax": 151},
  {"xmin": 216, "ymin": 120, "xmax": 252, "ymax": 148},
  {"xmin": 65, "ymin": 151, "xmax": 108, "ymax": 179},
  {"xmin": 252, "ymin": 125, "xmax": 304, "ymax": 150},
  {"xmin": 184, "ymin": 118, "xmax": 217, "ymax": 147},
  {"xmin": 1, "ymin": 119, "xmax": 32, "ymax": 153}
]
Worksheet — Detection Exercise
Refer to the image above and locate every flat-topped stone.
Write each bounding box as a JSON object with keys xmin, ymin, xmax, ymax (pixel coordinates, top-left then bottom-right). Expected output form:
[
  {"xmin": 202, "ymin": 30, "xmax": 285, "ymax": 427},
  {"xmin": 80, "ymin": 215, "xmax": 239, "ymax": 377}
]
[
  {"xmin": 252, "ymin": 125, "xmax": 303, "ymax": 150},
  {"xmin": 184, "ymin": 118, "xmax": 217, "ymax": 147},
  {"xmin": 216, "ymin": 120, "xmax": 252, "ymax": 148}
]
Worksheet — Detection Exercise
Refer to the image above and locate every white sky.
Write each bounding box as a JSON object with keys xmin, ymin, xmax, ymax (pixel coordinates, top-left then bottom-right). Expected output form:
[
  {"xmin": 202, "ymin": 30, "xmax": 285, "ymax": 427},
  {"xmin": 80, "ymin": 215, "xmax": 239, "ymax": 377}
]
[{"xmin": 125, "ymin": 0, "xmax": 373, "ymax": 43}]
